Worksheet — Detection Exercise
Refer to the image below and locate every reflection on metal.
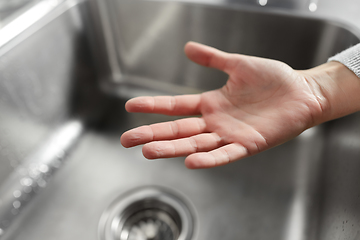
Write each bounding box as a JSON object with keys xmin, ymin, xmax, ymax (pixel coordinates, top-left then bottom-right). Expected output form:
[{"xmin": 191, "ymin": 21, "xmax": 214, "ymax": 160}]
[
  {"xmin": 0, "ymin": 0, "xmax": 359, "ymax": 239},
  {"xmin": 89, "ymin": 0, "xmax": 123, "ymax": 82},
  {"xmin": 258, "ymin": 0, "xmax": 268, "ymax": 7},
  {"xmin": 101, "ymin": 0, "xmax": 359, "ymax": 97},
  {"xmin": 0, "ymin": 0, "xmax": 63, "ymax": 48},
  {"xmin": 337, "ymin": 132, "xmax": 360, "ymax": 150},
  {"xmin": 0, "ymin": 0, "xmax": 34, "ymax": 23},
  {"xmin": 0, "ymin": 120, "xmax": 83, "ymax": 239},
  {"xmin": 120, "ymin": 4, "xmax": 181, "ymax": 72},
  {"xmin": 0, "ymin": 0, "xmax": 83, "ymax": 56},
  {"xmin": 309, "ymin": 0, "xmax": 318, "ymax": 12},
  {"xmin": 283, "ymin": 127, "xmax": 324, "ymax": 240},
  {"xmin": 102, "ymin": 75, "xmax": 201, "ymax": 99}
]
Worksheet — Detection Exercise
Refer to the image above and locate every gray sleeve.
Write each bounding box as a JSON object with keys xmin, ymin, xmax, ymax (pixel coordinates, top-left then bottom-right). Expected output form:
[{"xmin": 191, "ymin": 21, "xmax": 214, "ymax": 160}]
[{"xmin": 328, "ymin": 43, "xmax": 360, "ymax": 78}]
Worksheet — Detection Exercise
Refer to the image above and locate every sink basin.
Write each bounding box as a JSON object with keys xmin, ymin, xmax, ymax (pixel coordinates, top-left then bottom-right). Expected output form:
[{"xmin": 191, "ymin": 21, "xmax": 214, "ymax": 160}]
[
  {"xmin": 0, "ymin": 0, "xmax": 359, "ymax": 240},
  {"xmin": 93, "ymin": 0, "xmax": 360, "ymax": 96}
]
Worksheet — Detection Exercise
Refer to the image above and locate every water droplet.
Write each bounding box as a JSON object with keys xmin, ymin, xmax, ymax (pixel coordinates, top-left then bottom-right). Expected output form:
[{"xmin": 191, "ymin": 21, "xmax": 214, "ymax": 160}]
[
  {"xmin": 37, "ymin": 179, "xmax": 47, "ymax": 188},
  {"xmin": 258, "ymin": 0, "xmax": 267, "ymax": 6},
  {"xmin": 20, "ymin": 178, "xmax": 33, "ymax": 186},
  {"xmin": 28, "ymin": 164, "xmax": 40, "ymax": 178},
  {"xmin": 29, "ymin": 170, "xmax": 40, "ymax": 179},
  {"xmin": 13, "ymin": 200, "xmax": 21, "ymax": 209},
  {"xmin": 39, "ymin": 164, "xmax": 49, "ymax": 173},
  {"xmin": 309, "ymin": 2, "xmax": 317, "ymax": 12},
  {"xmin": 56, "ymin": 150, "xmax": 65, "ymax": 159},
  {"xmin": 13, "ymin": 190, "xmax": 21, "ymax": 198}
]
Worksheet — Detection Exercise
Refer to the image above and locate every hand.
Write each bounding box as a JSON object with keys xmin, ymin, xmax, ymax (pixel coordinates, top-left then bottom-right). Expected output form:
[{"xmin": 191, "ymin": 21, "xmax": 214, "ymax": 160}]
[{"xmin": 120, "ymin": 42, "xmax": 359, "ymax": 169}]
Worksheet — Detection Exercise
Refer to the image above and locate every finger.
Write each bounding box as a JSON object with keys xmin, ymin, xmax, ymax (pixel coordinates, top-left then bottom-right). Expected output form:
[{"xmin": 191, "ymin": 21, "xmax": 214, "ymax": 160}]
[
  {"xmin": 184, "ymin": 143, "xmax": 248, "ymax": 169},
  {"xmin": 142, "ymin": 133, "xmax": 223, "ymax": 159},
  {"xmin": 120, "ymin": 117, "xmax": 206, "ymax": 148},
  {"xmin": 184, "ymin": 41, "xmax": 235, "ymax": 73},
  {"xmin": 125, "ymin": 95, "xmax": 201, "ymax": 116}
]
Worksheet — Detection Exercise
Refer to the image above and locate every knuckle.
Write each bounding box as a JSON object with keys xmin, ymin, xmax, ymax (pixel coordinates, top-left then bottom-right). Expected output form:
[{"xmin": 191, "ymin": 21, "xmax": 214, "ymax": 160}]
[{"xmin": 189, "ymin": 137, "xmax": 199, "ymax": 153}]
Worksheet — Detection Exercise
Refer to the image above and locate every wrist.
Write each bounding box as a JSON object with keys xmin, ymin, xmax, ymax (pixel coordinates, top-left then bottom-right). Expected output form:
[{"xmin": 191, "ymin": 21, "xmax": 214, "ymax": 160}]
[{"xmin": 302, "ymin": 61, "xmax": 360, "ymax": 125}]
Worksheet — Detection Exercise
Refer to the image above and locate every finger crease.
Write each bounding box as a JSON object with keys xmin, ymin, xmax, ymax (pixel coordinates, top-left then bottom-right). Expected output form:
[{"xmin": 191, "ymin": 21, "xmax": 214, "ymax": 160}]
[
  {"xmin": 196, "ymin": 118, "xmax": 205, "ymax": 133},
  {"xmin": 169, "ymin": 96, "xmax": 176, "ymax": 111},
  {"xmin": 222, "ymin": 147, "xmax": 231, "ymax": 164},
  {"xmin": 170, "ymin": 121, "xmax": 180, "ymax": 138},
  {"xmin": 148, "ymin": 126, "xmax": 155, "ymax": 141},
  {"xmin": 189, "ymin": 137, "xmax": 199, "ymax": 153},
  {"xmin": 212, "ymin": 133, "xmax": 223, "ymax": 145},
  {"xmin": 171, "ymin": 142, "xmax": 177, "ymax": 156}
]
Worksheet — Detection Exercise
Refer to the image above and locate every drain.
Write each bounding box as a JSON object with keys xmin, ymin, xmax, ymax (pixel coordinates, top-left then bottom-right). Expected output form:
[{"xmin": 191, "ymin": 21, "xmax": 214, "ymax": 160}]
[{"xmin": 99, "ymin": 187, "xmax": 195, "ymax": 240}]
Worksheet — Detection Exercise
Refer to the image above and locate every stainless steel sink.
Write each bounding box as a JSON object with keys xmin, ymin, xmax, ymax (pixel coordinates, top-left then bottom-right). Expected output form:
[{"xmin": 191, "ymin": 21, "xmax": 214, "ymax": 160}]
[{"xmin": 0, "ymin": 0, "xmax": 359, "ymax": 240}]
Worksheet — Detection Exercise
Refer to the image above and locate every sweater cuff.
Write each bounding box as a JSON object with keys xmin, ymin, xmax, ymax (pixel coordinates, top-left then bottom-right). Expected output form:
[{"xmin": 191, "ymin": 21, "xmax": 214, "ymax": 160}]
[{"xmin": 328, "ymin": 43, "xmax": 360, "ymax": 78}]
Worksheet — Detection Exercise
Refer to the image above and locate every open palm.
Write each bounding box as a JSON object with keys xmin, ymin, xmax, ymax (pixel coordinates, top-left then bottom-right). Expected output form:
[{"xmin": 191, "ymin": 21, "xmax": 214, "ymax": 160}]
[{"xmin": 121, "ymin": 42, "xmax": 325, "ymax": 169}]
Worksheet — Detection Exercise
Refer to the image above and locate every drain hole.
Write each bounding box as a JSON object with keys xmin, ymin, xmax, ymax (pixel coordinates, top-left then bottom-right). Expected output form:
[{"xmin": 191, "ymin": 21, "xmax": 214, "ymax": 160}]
[
  {"xmin": 99, "ymin": 187, "xmax": 195, "ymax": 240},
  {"xmin": 120, "ymin": 200, "xmax": 180, "ymax": 240}
]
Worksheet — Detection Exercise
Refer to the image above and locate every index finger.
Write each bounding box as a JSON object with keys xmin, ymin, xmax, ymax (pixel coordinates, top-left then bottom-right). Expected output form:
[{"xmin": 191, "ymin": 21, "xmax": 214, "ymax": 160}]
[
  {"xmin": 184, "ymin": 42, "xmax": 236, "ymax": 74},
  {"xmin": 125, "ymin": 95, "xmax": 202, "ymax": 116}
]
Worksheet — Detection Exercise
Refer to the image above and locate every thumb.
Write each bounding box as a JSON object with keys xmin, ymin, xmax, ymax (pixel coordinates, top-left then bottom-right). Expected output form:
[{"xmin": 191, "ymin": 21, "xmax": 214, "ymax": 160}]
[{"xmin": 184, "ymin": 42, "xmax": 234, "ymax": 73}]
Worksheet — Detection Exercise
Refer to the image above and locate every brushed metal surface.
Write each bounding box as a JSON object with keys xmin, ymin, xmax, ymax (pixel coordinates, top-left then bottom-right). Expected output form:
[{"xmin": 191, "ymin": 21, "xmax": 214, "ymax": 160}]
[
  {"xmin": 0, "ymin": 0, "xmax": 359, "ymax": 240},
  {"xmin": 92, "ymin": 0, "xmax": 359, "ymax": 97}
]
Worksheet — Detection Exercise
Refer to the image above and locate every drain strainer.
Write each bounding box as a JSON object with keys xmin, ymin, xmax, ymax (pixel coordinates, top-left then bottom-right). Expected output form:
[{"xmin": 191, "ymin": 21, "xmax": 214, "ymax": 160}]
[{"xmin": 99, "ymin": 187, "xmax": 195, "ymax": 240}]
